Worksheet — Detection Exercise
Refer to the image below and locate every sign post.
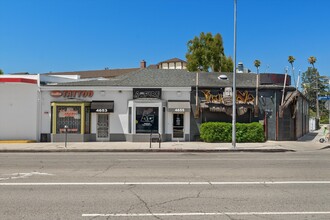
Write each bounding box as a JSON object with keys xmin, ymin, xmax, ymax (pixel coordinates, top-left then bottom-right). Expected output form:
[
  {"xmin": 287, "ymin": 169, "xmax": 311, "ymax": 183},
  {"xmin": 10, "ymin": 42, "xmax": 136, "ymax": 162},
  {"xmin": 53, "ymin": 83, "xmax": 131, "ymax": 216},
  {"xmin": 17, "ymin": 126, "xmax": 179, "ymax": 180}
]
[{"xmin": 64, "ymin": 125, "xmax": 68, "ymax": 150}]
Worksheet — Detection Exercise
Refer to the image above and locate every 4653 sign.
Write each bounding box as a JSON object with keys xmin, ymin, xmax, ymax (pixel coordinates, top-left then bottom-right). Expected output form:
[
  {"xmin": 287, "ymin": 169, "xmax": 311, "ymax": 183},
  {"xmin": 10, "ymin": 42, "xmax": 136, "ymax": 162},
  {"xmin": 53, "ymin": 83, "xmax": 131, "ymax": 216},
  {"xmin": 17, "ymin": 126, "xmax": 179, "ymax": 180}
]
[{"xmin": 95, "ymin": 109, "xmax": 108, "ymax": 113}]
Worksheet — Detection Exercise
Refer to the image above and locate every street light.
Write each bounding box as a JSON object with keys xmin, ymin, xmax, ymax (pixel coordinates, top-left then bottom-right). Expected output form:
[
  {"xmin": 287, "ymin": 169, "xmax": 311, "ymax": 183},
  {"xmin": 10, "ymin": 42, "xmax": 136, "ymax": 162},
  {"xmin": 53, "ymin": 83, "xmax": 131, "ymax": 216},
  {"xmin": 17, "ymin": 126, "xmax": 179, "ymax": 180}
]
[{"xmin": 232, "ymin": 0, "xmax": 237, "ymax": 148}]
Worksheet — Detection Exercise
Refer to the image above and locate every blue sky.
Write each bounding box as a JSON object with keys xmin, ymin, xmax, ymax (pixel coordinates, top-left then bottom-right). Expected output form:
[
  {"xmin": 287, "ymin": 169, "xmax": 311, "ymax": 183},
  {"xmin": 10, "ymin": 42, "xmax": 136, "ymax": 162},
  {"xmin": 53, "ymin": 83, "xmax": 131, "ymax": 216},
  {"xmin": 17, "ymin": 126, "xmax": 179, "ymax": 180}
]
[{"xmin": 1, "ymin": 0, "xmax": 329, "ymax": 78}]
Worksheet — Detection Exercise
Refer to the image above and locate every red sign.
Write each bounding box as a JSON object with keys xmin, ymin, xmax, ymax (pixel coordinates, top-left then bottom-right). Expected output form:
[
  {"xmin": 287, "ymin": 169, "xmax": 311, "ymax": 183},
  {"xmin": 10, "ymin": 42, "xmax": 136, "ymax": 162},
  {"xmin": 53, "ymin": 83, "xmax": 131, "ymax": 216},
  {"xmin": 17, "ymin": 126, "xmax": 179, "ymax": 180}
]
[{"xmin": 50, "ymin": 90, "xmax": 94, "ymax": 98}]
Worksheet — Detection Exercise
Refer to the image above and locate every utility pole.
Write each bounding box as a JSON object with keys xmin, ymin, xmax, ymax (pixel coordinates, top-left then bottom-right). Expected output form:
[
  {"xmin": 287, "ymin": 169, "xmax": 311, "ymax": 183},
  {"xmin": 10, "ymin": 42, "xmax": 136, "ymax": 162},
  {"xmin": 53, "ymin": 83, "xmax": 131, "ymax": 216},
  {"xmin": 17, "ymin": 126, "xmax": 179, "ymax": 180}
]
[{"xmin": 232, "ymin": 0, "xmax": 237, "ymax": 148}]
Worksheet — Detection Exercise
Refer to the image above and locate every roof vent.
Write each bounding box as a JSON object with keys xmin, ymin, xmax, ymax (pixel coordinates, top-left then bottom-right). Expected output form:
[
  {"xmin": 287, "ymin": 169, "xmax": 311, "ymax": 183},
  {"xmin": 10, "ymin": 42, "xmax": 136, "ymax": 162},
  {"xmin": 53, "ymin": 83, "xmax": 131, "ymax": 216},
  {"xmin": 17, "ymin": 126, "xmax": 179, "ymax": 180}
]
[{"xmin": 218, "ymin": 75, "xmax": 228, "ymax": 80}]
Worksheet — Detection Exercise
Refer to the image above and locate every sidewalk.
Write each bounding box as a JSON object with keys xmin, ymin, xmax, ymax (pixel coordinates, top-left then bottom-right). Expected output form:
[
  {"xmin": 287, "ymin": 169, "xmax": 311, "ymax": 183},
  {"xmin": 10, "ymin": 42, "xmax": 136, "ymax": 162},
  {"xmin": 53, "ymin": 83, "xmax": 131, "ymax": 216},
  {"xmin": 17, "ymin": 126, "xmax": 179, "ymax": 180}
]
[{"xmin": 0, "ymin": 129, "xmax": 328, "ymax": 153}]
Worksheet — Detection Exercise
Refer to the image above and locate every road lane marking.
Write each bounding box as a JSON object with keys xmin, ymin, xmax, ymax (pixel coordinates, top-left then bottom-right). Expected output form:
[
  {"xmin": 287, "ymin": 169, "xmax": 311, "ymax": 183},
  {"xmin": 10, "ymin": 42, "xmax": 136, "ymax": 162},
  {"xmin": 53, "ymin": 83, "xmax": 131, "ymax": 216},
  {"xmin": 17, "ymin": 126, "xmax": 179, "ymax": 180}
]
[
  {"xmin": 82, "ymin": 211, "xmax": 330, "ymax": 217},
  {"xmin": 1, "ymin": 181, "xmax": 330, "ymax": 186},
  {"xmin": 0, "ymin": 172, "xmax": 53, "ymax": 181}
]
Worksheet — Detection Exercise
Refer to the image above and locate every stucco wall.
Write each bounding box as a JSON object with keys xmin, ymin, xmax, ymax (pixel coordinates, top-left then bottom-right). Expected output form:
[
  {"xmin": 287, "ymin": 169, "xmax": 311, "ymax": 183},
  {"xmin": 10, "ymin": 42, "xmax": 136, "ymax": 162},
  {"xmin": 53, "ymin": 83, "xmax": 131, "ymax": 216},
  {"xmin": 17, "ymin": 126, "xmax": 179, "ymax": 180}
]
[
  {"xmin": 40, "ymin": 87, "xmax": 191, "ymax": 141},
  {"xmin": 0, "ymin": 83, "xmax": 38, "ymax": 140}
]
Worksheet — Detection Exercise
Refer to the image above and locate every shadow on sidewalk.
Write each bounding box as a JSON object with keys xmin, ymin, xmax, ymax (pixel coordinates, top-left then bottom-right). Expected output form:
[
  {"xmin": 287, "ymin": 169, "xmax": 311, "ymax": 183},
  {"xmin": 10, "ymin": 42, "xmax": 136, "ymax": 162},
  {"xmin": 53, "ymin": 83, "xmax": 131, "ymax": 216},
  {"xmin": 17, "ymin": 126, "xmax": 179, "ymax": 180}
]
[{"xmin": 297, "ymin": 131, "xmax": 319, "ymax": 142}]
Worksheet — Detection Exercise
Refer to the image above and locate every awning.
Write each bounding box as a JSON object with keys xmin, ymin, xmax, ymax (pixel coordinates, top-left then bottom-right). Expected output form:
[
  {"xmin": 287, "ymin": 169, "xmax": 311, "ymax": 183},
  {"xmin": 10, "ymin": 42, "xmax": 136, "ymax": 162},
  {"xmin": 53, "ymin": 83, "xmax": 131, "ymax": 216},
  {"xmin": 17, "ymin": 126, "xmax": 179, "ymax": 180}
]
[
  {"xmin": 167, "ymin": 100, "xmax": 191, "ymax": 112},
  {"xmin": 90, "ymin": 101, "xmax": 114, "ymax": 113}
]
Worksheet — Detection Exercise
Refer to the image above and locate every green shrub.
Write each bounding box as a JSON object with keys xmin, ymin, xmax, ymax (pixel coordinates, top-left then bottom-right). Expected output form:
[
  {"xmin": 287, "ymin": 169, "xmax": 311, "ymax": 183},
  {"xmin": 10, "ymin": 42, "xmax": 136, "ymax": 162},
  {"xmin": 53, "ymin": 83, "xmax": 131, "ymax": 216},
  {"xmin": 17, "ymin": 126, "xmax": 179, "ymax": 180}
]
[{"xmin": 200, "ymin": 122, "xmax": 264, "ymax": 143}]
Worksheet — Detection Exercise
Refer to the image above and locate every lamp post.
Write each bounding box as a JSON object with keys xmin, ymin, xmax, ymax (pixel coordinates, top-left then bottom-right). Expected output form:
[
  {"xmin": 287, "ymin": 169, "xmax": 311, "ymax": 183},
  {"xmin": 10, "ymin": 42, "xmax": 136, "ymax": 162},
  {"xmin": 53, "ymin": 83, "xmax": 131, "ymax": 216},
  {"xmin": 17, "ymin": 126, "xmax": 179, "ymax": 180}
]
[{"xmin": 232, "ymin": 0, "xmax": 237, "ymax": 148}]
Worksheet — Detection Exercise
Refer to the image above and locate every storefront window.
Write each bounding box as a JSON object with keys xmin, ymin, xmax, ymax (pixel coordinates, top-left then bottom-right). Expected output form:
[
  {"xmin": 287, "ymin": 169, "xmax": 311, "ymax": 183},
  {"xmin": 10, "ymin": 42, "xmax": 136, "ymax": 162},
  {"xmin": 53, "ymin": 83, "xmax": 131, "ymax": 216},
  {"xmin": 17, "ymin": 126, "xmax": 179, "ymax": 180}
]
[
  {"xmin": 136, "ymin": 107, "xmax": 159, "ymax": 133},
  {"xmin": 56, "ymin": 106, "xmax": 81, "ymax": 133}
]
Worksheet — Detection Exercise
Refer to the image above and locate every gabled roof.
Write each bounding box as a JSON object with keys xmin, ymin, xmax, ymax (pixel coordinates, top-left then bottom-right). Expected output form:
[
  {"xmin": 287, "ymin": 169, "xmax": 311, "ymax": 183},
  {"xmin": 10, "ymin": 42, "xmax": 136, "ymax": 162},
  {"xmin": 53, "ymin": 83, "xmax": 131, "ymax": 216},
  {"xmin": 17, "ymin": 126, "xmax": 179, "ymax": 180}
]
[{"xmin": 157, "ymin": 58, "xmax": 187, "ymax": 64}]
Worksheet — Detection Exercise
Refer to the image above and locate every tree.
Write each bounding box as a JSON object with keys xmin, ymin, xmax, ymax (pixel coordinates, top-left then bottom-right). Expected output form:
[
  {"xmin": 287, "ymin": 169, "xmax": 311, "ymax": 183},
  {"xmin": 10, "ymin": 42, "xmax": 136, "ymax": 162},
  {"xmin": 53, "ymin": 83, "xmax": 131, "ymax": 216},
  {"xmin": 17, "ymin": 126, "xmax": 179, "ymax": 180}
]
[
  {"xmin": 254, "ymin": 60, "xmax": 261, "ymax": 74},
  {"xmin": 302, "ymin": 67, "xmax": 326, "ymax": 107},
  {"xmin": 308, "ymin": 56, "xmax": 317, "ymax": 68},
  {"xmin": 302, "ymin": 56, "xmax": 326, "ymax": 121},
  {"xmin": 288, "ymin": 56, "xmax": 296, "ymax": 87},
  {"xmin": 221, "ymin": 56, "xmax": 233, "ymax": 72},
  {"xmin": 0, "ymin": 69, "xmax": 4, "ymax": 75},
  {"xmin": 307, "ymin": 56, "xmax": 319, "ymax": 119},
  {"xmin": 186, "ymin": 32, "xmax": 226, "ymax": 72}
]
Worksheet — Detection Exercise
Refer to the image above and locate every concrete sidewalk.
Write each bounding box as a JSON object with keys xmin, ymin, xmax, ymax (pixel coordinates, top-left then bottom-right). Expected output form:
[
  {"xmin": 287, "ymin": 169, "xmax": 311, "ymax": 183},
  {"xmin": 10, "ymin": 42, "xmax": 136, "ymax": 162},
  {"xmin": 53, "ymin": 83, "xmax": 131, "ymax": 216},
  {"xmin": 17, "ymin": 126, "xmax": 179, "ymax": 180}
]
[{"xmin": 0, "ymin": 129, "xmax": 328, "ymax": 153}]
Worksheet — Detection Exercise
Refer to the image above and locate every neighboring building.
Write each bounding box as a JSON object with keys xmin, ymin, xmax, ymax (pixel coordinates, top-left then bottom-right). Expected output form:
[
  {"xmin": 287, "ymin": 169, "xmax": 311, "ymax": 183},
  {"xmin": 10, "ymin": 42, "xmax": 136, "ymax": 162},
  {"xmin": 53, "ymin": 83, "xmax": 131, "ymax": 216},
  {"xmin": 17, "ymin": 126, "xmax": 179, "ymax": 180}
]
[
  {"xmin": 156, "ymin": 58, "xmax": 187, "ymax": 70},
  {"xmin": 41, "ymin": 58, "xmax": 187, "ymax": 79},
  {"xmin": 0, "ymin": 74, "xmax": 79, "ymax": 141}
]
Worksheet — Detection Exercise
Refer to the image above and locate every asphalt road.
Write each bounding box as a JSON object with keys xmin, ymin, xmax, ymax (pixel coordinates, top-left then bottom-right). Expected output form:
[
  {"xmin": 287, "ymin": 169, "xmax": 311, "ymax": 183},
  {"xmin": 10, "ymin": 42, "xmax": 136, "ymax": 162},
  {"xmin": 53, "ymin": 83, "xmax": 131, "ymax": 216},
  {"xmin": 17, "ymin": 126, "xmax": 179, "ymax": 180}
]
[{"xmin": 1, "ymin": 151, "xmax": 330, "ymax": 219}]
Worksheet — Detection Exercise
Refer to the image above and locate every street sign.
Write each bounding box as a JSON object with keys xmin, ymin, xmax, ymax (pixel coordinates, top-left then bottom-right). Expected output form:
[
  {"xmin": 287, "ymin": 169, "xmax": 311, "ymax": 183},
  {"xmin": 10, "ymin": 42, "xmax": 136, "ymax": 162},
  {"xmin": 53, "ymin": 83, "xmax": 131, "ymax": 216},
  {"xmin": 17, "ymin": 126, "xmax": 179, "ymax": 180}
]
[
  {"xmin": 318, "ymin": 96, "xmax": 330, "ymax": 101},
  {"xmin": 326, "ymin": 100, "xmax": 330, "ymax": 110}
]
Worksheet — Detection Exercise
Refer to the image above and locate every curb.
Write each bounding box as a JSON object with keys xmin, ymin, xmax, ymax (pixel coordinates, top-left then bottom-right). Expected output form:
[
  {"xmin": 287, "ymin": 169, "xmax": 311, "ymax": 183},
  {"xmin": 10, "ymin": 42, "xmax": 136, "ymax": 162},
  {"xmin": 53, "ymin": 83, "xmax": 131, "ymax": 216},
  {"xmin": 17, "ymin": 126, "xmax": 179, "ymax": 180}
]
[{"xmin": 0, "ymin": 148, "xmax": 295, "ymax": 153}]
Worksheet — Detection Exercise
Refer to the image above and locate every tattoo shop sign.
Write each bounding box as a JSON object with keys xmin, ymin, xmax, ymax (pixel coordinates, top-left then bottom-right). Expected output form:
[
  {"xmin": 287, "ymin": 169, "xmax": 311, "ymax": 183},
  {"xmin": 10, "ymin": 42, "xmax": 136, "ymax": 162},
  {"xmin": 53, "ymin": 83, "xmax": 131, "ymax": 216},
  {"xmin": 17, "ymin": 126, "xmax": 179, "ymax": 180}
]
[{"xmin": 50, "ymin": 90, "xmax": 94, "ymax": 98}]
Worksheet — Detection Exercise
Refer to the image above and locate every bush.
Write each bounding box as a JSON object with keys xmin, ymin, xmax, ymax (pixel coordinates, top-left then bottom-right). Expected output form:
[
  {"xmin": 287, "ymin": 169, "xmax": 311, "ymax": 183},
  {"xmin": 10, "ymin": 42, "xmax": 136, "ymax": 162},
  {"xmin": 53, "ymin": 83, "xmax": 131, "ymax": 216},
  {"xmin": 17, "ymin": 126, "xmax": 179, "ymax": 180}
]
[{"xmin": 200, "ymin": 122, "xmax": 264, "ymax": 143}]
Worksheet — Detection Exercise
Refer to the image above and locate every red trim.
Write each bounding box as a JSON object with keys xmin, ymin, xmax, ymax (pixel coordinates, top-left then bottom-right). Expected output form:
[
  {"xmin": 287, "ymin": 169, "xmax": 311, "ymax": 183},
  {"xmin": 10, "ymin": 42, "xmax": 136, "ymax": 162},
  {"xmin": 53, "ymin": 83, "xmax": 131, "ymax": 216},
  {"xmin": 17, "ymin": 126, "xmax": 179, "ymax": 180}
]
[{"xmin": 0, "ymin": 78, "xmax": 38, "ymax": 84}]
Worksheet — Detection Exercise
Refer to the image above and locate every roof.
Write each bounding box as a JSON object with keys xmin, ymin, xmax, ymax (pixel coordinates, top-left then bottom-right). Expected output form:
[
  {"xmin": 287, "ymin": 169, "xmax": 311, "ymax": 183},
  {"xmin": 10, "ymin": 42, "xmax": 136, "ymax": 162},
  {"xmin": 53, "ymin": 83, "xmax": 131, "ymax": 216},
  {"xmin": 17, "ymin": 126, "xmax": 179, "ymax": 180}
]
[
  {"xmin": 157, "ymin": 58, "xmax": 187, "ymax": 64},
  {"xmin": 46, "ymin": 69, "xmax": 295, "ymax": 90},
  {"xmin": 43, "ymin": 68, "xmax": 139, "ymax": 79}
]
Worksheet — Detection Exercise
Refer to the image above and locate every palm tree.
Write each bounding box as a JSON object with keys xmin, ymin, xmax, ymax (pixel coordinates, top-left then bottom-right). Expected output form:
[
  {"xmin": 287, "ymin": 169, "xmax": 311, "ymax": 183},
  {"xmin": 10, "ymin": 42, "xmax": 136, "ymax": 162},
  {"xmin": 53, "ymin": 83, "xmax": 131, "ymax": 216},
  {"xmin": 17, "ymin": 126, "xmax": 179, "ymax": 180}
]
[
  {"xmin": 254, "ymin": 60, "xmax": 261, "ymax": 74},
  {"xmin": 308, "ymin": 56, "xmax": 319, "ymax": 121},
  {"xmin": 0, "ymin": 69, "xmax": 4, "ymax": 75},
  {"xmin": 288, "ymin": 56, "xmax": 296, "ymax": 87},
  {"xmin": 254, "ymin": 60, "xmax": 261, "ymax": 117},
  {"xmin": 308, "ymin": 56, "xmax": 317, "ymax": 68}
]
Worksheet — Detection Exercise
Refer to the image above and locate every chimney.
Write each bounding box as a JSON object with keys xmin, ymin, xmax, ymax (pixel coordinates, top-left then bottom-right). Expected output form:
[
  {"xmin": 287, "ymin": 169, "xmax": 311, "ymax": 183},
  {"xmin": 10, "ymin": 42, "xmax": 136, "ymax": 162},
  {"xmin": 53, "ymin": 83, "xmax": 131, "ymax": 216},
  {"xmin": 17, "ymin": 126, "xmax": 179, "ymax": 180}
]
[{"xmin": 140, "ymin": 60, "xmax": 146, "ymax": 69}]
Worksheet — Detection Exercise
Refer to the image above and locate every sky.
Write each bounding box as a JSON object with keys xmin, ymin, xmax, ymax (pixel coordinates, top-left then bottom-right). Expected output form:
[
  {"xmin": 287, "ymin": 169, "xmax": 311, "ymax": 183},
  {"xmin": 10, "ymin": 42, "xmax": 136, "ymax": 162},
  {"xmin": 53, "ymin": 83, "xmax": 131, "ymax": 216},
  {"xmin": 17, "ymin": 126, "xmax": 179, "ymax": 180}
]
[{"xmin": 1, "ymin": 0, "xmax": 329, "ymax": 78}]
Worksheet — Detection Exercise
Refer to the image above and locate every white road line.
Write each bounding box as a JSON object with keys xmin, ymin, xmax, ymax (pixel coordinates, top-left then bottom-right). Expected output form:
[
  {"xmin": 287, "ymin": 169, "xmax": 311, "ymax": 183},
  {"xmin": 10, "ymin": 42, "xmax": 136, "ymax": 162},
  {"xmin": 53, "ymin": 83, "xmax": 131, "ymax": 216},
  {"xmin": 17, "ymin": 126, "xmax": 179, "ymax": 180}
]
[
  {"xmin": 82, "ymin": 211, "xmax": 330, "ymax": 217},
  {"xmin": 1, "ymin": 181, "xmax": 330, "ymax": 186},
  {"xmin": 118, "ymin": 158, "xmax": 317, "ymax": 161},
  {"xmin": 0, "ymin": 172, "xmax": 53, "ymax": 181}
]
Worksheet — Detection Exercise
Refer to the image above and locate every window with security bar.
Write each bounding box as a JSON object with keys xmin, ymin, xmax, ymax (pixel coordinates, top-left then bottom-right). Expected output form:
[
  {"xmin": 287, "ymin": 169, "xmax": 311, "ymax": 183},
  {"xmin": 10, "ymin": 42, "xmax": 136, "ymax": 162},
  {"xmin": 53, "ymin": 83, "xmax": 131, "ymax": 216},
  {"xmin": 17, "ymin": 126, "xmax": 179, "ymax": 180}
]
[{"xmin": 56, "ymin": 106, "xmax": 81, "ymax": 134}]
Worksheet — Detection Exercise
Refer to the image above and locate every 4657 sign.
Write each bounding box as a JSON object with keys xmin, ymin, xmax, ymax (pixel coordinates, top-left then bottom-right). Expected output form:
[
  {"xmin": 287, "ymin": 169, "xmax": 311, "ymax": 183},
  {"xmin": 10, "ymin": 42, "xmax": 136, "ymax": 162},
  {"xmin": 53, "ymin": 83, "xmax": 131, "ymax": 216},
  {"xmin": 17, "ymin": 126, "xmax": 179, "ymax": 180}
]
[{"xmin": 50, "ymin": 90, "xmax": 94, "ymax": 98}]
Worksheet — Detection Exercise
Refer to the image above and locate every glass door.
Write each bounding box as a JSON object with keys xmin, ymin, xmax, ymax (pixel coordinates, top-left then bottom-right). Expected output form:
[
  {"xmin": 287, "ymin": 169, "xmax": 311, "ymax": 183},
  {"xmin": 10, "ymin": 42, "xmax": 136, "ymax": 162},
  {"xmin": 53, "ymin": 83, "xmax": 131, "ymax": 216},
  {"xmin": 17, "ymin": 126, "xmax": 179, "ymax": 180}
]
[
  {"xmin": 172, "ymin": 113, "xmax": 184, "ymax": 140},
  {"xmin": 97, "ymin": 114, "xmax": 109, "ymax": 141}
]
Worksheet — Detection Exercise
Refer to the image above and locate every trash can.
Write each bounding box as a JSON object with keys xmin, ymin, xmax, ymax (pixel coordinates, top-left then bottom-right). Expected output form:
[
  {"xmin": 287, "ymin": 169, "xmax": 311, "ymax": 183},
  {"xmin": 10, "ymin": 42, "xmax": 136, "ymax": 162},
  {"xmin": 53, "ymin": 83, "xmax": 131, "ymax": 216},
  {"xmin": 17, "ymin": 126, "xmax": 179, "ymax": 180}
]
[{"xmin": 40, "ymin": 133, "xmax": 50, "ymax": 142}]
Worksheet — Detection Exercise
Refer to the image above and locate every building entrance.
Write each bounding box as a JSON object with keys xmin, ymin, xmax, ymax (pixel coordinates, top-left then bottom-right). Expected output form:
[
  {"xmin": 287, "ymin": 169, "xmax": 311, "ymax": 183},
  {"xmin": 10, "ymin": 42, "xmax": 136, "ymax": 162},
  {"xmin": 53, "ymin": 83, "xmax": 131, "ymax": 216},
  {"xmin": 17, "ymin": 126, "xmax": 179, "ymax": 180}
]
[
  {"xmin": 172, "ymin": 113, "xmax": 184, "ymax": 140},
  {"xmin": 97, "ymin": 114, "xmax": 109, "ymax": 141}
]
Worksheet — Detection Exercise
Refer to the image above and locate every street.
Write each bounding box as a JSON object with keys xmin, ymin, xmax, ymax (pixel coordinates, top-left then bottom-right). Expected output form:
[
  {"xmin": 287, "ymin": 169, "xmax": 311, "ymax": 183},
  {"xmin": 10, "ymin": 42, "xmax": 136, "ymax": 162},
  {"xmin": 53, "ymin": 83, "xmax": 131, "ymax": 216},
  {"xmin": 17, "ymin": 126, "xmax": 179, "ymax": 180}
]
[{"xmin": 1, "ymin": 151, "xmax": 330, "ymax": 219}]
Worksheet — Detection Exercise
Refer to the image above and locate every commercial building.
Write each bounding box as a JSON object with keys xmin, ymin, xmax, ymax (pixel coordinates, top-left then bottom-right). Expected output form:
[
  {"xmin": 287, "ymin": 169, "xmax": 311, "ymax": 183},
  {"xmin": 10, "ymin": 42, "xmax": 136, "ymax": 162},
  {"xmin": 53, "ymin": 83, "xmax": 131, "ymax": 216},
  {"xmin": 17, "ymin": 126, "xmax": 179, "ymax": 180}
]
[{"xmin": 0, "ymin": 65, "xmax": 309, "ymax": 142}]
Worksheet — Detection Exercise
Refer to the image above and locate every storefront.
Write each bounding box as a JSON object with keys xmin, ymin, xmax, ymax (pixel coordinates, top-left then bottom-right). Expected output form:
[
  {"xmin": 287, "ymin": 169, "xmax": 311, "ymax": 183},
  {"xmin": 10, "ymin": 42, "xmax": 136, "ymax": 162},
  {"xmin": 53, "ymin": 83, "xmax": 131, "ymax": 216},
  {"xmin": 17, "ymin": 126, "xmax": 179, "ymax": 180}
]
[
  {"xmin": 40, "ymin": 82, "xmax": 192, "ymax": 142},
  {"xmin": 167, "ymin": 100, "xmax": 191, "ymax": 141},
  {"xmin": 1, "ymin": 69, "xmax": 308, "ymax": 143},
  {"xmin": 126, "ymin": 88, "xmax": 191, "ymax": 142}
]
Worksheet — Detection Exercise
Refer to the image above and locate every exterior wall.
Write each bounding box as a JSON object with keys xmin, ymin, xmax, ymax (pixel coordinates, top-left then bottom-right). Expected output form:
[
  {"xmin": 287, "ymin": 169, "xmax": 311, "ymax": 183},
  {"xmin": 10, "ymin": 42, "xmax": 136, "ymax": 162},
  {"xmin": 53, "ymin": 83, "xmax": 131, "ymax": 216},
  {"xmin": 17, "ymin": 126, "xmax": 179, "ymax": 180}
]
[
  {"xmin": 162, "ymin": 89, "xmax": 191, "ymax": 140},
  {"xmin": 190, "ymin": 87, "xmax": 309, "ymax": 142},
  {"xmin": 40, "ymin": 87, "xmax": 132, "ymax": 141},
  {"xmin": 277, "ymin": 93, "xmax": 309, "ymax": 141},
  {"xmin": 0, "ymin": 82, "xmax": 38, "ymax": 140},
  {"xmin": 159, "ymin": 62, "xmax": 187, "ymax": 70},
  {"xmin": 40, "ymin": 86, "xmax": 191, "ymax": 142},
  {"xmin": 259, "ymin": 90, "xmax": 278, "ymax": 141}
]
